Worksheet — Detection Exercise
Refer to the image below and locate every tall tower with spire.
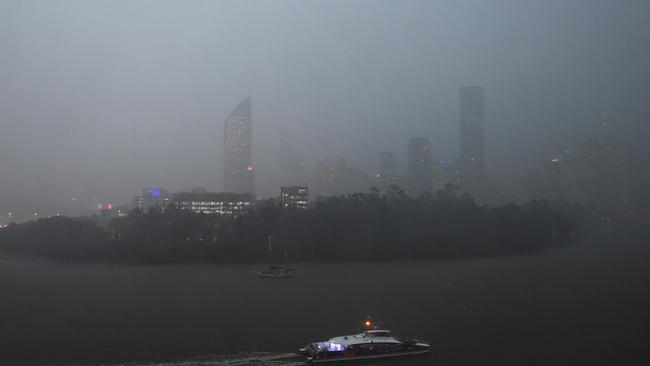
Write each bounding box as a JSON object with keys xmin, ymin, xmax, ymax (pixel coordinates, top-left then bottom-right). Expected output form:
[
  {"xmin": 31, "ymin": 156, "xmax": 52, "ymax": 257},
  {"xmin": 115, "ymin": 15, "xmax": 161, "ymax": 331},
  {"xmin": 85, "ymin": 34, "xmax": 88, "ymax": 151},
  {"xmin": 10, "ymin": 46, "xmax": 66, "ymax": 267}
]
[{"xmin": 223, "ymin": 96, "xmax": 254, "ymax": 195}]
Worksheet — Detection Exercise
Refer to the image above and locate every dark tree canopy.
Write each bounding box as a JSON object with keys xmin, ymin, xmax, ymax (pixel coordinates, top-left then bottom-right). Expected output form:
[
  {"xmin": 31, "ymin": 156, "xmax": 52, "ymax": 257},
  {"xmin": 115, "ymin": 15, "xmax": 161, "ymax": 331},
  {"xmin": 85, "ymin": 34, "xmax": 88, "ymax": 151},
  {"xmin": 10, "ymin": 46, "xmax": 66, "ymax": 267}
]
[{"xmin": 0, "ymin": 186, "xmax": 581, "ymax": 264}]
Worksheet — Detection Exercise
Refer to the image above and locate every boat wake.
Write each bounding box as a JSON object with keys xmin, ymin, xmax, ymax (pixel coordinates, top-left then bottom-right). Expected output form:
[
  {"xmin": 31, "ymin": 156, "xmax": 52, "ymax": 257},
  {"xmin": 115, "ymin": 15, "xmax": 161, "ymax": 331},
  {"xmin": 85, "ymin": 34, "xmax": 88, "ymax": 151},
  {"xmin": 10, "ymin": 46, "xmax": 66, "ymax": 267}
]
[{"xmin": 128, "ymin": 352, "xmax": 304, "ymax": 366}]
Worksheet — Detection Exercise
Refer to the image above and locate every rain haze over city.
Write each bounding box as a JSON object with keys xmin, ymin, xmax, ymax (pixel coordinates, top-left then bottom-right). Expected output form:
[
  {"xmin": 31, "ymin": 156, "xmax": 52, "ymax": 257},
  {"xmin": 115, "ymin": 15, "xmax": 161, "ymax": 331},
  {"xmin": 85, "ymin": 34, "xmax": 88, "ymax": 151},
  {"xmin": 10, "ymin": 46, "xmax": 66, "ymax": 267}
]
[{"xmin": 1, "ymin": 1, "xmax": 649, "ymax": 365}]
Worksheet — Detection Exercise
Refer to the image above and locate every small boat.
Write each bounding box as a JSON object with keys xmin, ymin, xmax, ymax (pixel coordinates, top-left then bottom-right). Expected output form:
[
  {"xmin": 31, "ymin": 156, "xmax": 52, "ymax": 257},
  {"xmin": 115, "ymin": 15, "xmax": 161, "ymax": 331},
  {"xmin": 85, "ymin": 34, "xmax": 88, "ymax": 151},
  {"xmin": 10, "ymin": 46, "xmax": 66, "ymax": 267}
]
[
  {"xmin": 251, "ymin": 265, "xmax": 295, "ymax": 279},
  {"xmin": 299, "ymin": 328, "xmax": 430, "ymax": 363},
  {"xmin": 251, "ymin": 235, "xmax": 296, "ymax": 278}
]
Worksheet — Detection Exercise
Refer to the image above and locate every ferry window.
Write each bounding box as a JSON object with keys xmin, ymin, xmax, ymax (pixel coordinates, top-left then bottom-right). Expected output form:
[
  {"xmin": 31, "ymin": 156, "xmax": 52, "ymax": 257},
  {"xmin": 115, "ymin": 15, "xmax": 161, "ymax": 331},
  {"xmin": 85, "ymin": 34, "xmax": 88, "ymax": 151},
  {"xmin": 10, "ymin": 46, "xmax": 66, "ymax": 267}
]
[{"xmin": 374, "ymin": 343, "xmax": 390, "ymax": 350}]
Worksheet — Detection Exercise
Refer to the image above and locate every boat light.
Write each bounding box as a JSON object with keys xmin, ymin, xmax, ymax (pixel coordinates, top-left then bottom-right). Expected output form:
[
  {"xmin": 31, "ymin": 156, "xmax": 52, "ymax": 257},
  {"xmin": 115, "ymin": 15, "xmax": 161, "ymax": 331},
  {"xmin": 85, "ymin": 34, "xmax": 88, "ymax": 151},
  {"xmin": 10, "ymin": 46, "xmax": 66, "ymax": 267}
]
[{"xmin": 329, "ymin": 342, "xmax": 344, "ymax": 351}]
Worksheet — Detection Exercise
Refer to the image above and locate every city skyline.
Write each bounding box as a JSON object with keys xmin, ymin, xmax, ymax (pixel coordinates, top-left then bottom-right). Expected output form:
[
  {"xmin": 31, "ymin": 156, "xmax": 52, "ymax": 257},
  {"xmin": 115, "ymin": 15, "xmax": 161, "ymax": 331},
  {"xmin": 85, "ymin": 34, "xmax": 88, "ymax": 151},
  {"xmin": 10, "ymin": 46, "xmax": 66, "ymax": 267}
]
[
  {"xmin": 1, "ymin": 3, "xmax": 648, "ymax": 366},
  {"xmin": 0, "ymin": 0, "xmax": 648, "ymax": 215}
]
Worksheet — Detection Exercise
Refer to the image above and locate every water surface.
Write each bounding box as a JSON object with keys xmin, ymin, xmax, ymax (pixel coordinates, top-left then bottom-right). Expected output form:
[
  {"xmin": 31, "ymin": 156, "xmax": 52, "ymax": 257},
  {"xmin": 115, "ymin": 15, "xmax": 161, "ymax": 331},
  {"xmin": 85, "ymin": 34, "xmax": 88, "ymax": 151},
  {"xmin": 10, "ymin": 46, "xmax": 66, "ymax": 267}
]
[{"xmin": 1, "ymin": 224, "xmax": 649, "ymax": 365}]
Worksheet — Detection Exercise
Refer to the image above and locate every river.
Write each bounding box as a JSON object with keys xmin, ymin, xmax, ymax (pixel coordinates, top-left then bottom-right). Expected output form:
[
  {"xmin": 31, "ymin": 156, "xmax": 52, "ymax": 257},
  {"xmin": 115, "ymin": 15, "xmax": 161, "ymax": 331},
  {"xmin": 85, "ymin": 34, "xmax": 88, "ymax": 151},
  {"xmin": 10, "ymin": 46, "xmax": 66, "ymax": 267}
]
[{"xmin": 1, "ymin": 222, "xmax": 649, "ymax": 365}]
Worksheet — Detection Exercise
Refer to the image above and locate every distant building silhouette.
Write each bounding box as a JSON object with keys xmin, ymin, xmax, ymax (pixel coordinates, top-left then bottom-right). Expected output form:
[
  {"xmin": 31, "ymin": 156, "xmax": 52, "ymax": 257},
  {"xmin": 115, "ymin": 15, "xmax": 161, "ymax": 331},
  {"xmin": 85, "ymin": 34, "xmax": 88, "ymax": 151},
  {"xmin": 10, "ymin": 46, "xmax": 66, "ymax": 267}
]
[
  {"xmin": 173, "ymin": 191, "xmax": 253, "ymax": 215},
  {"xmin": 280, "ymin": 185, "xmax": 309, "ymax": 209},
  {"xmin": 314, "ymin": 156, "xmax": 337, "ymax": 197},
  {"xmin": 313, "ymin": 156, "xmax": 368, "ymax": 197},
  {"xmin": 407, "ymin": 138, "xmax": 433, "ymax": 195},
  {"xmin": 432, "ymin": 159, "xmax": 460, "ymax": 191},
  {"xmin": 535, "ymin": 138, "xmax": 624, "ymax": 212},
  {"xmin": 134, "ymin": 188, "xmax": 172, "ymax": 211},
  {"xmin": 223, "ymin": 97, "xmax": 254, "ymax": 195},
  {"xmin": 277, "ymin": 128, "xmax": 307, "ymax": 187},
  {"xmin": 277, "ymin": 128, "xmax": 293, "ymax": 186},
  {"xmin": 374, "ymin": 151, "xmax": 399, "ymax": 191},
  {"xmin": 459, "ymin": 86, "xmax": 486, "ymax": 189}
]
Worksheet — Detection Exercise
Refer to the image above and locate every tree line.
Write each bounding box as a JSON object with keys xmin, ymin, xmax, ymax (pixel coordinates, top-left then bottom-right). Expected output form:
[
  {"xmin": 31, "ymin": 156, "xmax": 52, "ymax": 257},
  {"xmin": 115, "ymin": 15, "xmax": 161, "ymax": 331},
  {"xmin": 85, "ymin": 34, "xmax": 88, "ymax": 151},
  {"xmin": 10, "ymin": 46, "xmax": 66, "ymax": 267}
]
[{"xmin": 0, "ymin": 185, "xmax": 582, "ymax": 264}]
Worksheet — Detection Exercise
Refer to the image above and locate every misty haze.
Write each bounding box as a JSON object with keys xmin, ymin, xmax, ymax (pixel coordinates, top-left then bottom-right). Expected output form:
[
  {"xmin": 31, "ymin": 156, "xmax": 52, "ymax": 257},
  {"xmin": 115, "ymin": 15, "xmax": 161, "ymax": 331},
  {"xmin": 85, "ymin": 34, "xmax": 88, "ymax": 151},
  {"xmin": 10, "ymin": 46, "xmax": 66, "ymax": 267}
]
[{"xmin": 1, "ymin": 1, "xmax": 649, "ymax": 365}]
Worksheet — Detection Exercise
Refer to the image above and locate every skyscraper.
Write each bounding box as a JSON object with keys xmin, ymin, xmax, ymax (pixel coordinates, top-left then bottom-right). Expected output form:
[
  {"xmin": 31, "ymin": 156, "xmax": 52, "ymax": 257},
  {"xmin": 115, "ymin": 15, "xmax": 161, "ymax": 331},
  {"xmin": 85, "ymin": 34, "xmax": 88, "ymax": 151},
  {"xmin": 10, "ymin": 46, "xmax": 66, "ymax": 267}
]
[
  {"xmin": 459, "ymin": 86, "xmax": 486, "ymax": 187},
  {"xmin": 223, "ymin": 96, "xmax": 254, "ymax": 194},
  {"xmin": 407, "ymin": 138, "xmax": 433, "ymax": 195}
]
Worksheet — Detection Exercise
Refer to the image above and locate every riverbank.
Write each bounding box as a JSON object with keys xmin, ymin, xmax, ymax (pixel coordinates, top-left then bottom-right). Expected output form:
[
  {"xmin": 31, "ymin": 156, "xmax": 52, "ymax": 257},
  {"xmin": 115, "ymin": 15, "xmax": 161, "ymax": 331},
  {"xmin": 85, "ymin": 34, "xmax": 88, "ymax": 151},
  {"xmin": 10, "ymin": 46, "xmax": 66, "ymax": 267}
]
[{"xmin": 0, "ymin": 194, "xmax": 581, "ymax": 264}]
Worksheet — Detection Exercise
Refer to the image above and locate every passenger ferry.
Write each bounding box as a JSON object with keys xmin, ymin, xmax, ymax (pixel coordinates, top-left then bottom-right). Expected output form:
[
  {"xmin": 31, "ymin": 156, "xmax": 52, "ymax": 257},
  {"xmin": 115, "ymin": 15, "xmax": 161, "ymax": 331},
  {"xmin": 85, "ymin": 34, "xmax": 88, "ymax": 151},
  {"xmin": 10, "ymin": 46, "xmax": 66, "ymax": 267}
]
[{"xmin": 299, "ymin": 326, "xmax": 430, "ymax": 363}]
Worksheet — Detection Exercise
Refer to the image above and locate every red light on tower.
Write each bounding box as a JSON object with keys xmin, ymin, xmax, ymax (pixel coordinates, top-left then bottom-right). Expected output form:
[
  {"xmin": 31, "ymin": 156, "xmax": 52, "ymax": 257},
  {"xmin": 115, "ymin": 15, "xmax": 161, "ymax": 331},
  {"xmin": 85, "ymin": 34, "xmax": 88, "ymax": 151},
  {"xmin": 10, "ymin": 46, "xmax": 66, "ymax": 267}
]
[{"xmin": 246, "ymin": 164, "xmax": 253, "ymax": 172}]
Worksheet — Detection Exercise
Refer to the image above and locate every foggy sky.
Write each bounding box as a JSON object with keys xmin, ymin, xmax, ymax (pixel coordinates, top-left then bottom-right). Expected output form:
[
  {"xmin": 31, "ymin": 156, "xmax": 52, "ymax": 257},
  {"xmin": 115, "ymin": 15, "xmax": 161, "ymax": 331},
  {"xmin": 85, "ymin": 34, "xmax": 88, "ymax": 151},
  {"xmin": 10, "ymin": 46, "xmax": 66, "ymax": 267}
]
[{"xmin": 1, "ymin": 0, "xmax": 649, "ymax": 214}]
